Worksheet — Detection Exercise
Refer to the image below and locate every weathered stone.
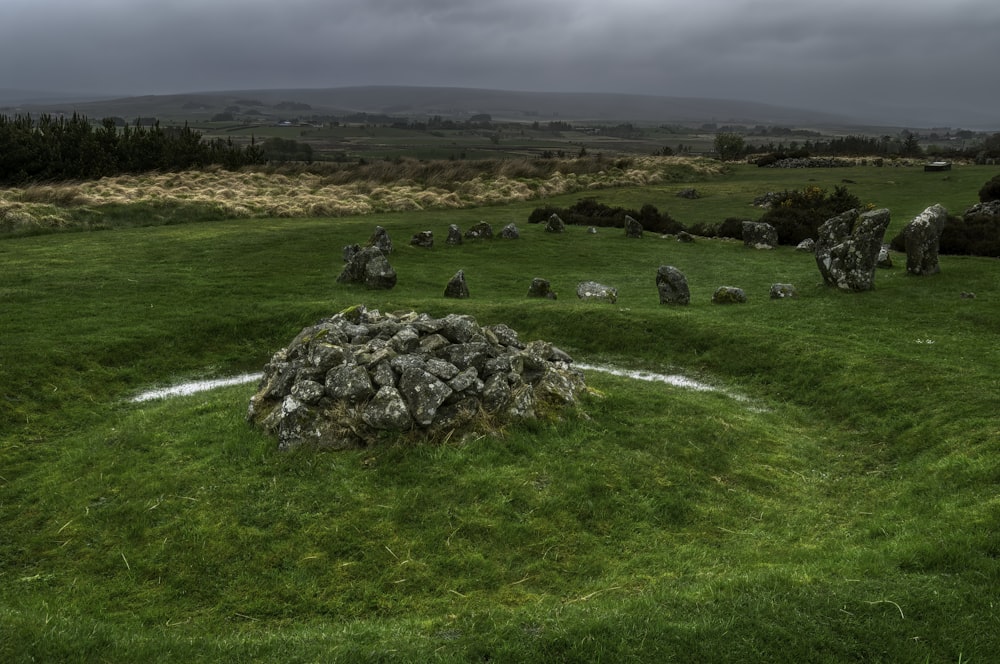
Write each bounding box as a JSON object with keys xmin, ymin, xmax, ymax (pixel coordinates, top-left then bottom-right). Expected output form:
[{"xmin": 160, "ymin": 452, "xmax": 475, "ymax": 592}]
[
  {"xmin": 545, "ymin": 213, "xmax": 565, "ymax": 233},
  {"xmin": 815, "ymin": 208, "xmax": 891, "ymax": 292},
  {"xmin": 248, "ymin": 308, "xmax": 589, "ymax": 450},
  {"xmin": 769, "ymin": 283, "xmax": 798, "ymax": 299},
  {"xmin": 742, "ymin": 221, "xmax": 778, "ymax": 249},
  {"xmin": 500, "ymin": 223, "xmax": 520, "ymax": 239},
  {"xmin": 712, "ymin": 286, "xmax": 747, "ymax": 304},
  {"xmin": 676, "ymin": 187, "xmax": 700, "ymax": 199},
  {"xmin": 444, "ymin": 270, "xmax": 470, "ymax": 299},
  {"xmin": 410, "ymin": 230, "xmax": 434, "ymax": 248},
  {"xmin": 587, "ymin": 226, "xmax": 598, "ymax": 234},
  {"xmin": 903, "ymin": 204, "xmax": 948, "ymax": 276},
  {"xmin": 342, "ymin": 243, "xmax": 360, "ymax": 262},
  {"xmin": 464, "ymin": 221, "xmax": 493, "ymax": 240},
  {"xmin": 963, "ymin": 200, "xmax": 1000, "ymax": 218},
  {"xmin": 362, "ymin": 386, "xmax": 413, "ymax": 430},
  {"xmin": 527, "ymin": 277, "xmax": 557, "ymax": 300},
  {"xmin": 337, "ymin": 246, "xmax": 397, "ymax": 290},
  {"xmin": 676, "ymin": 231, "xmax": 695, "ymax": 243},
  {"xmin": 877, "ymin": 244, "xmax": 893, "ymax": 269},
  {"xmin": 325, "ymin": 364, "xmax": 375, "ymax": 402},
  {"xmin": 366, "ymin": 225, "xmax": 393, "ymax": 255},
  {"xmin": 576, "ymin": 281, "xmax": 618, "ymax": 303},
  {"xmin": 399, "ymin": 366, "xmax": 453, "ymax": 426},
  {"xmin": 624, "ymin": 215, "xmax": 643, "ymax": 239},
  {"xmin": 796, "ymin": 238, "xmax": 816, "ymax": 253},
  {"xmin": 656, "ymin": 265, "xmax": 690, "ymax": 305},
  {"xmin": 446, "ymin": 224, "xmax": 463, "ymax": 245}
]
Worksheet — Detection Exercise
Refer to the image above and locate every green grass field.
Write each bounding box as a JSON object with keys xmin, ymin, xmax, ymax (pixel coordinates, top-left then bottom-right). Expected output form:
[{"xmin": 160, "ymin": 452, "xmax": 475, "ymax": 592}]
[{"xmin": 2, "ymin": 162, "xmax": 998, "ymax": 662}]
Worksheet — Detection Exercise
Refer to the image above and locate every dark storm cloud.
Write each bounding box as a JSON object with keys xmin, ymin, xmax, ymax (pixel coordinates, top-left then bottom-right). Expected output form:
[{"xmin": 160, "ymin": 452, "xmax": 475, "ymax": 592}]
[{"xmin": 2, "ymin": 0, "xmax": 999, "ymax": 125}]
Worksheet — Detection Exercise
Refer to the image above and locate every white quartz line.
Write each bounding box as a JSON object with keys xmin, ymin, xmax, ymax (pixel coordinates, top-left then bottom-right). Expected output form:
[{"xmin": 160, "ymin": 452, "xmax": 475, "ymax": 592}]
[{"xmin": 130, "ymin": 372, "xmax": 263, "ymax": 402}]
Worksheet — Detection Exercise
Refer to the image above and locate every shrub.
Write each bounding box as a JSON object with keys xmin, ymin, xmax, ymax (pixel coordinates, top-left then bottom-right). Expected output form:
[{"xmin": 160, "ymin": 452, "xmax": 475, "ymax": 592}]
[
  {"xmin": 757, "ymin": 185, "xmax": 861, "ymax": 245},
  {"xmin": 890, "ymin": 213, "xmax": 1000, "ymax": 258},
  {"xmin": 978, "ymin": 174, "xmax": 1000, "ymax": 202},
  {"xmin": 527, "ymin": 198, "xmax": 682, "ymax": 234}
]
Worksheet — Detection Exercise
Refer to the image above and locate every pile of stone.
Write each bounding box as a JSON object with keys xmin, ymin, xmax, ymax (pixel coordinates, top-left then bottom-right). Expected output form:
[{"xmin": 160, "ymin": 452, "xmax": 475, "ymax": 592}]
[{"xmin": 247, "ymin": 307, "xmax": 588, "ymax": 450}]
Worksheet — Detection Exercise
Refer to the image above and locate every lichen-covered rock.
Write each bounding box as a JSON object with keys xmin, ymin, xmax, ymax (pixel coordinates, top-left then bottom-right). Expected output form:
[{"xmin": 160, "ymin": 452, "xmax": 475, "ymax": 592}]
[
  {"xmin": 545, "ymin": 213, "xmax": 565, "ymax": 233},
  {"xmin": 624, "ymin": 215, "xmax": 643, "ymax": 239},
  {"xmin": 337, "ymin": 246, "xmax": 397, "ymax": 290},
  {"xmin": 903, "ymin": 204, "xmax": 948, "ymax": 276},
  {"xmin": 769, "ymin": 283, "xmax": 798, "ymax": 299},
  {"xmin": 656, "ymin": 265, "xmax": 690, "ymax": 305},
  {"xmin": 815, "ymin": 208, "xmax": 891, "ymax": 292},
  {"xmin": 712, "ymin": 286, "xmax": 747, "ymax": 304},
  {"xmin": 500, "ymin": 223, "xmax": 520, "ymax": 239},
  {"xmin": 446, "ymin": 224, "xmax": 463, "ymax": 245},
  {"xmin": 796, "ymin": 238, "xmax": 815, "ymax": 253},
  {"xmin": 742, "ymin": 221, "xmax": 778, "ymax": 249},
  {"xmin": 464, "ymin": 221, "xmax": 493, "ymax": 240},
  {"xmin": 877, "ymin": 244, "xmax": 893, "ymax": 269},
  {"xmin": 444, "ymin": 270, "xmax": 470, "ymax": 299},
  {"xmin": 676, "ymin": 231, "xmax": 695, "ymax": 243},
  {"xmin": 527, "ymin": 277, "xmax": 557, "ymax": 300},
  {"xmin": 576, "ymin": 281, "xmax": 618, "ymax": 303},
  {"xmin": 366, "ymin": 225, "xmax": 393, "ymax": 255},
  {"xmin": 410, "ymin": 230, "xmax": 434, "ymax": 248},
  {"xmin": 248, "ymin": 306, "xmax": 588, "ymax": 450}
]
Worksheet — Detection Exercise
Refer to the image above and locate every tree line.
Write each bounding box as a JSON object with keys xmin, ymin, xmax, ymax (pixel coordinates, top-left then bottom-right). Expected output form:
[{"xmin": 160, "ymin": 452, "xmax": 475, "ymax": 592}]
[{"xmin": 0, "ymin": 113, "xmax": 265, "ymax": 185}]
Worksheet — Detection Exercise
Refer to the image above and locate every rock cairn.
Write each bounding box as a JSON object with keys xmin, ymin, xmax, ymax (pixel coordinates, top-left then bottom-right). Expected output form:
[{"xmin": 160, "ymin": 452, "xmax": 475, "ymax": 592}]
[{"xmin": 247, "ymin": 307, "xmax": 588, "ymax": 450}]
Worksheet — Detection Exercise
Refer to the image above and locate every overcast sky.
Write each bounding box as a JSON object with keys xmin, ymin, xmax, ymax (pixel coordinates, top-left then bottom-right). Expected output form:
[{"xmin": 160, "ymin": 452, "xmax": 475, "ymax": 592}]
[{"xmin": 3, "ymin": 0, "xmax": 999, "ymax": 127}]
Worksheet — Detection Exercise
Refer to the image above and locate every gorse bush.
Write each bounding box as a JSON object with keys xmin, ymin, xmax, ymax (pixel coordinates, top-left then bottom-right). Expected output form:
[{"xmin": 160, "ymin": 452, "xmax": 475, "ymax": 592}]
[
  {"xmin": 757, "ymin": 185, "xmax": 862, "ymax": 245},
  {"xmin": 979, "ymin": 173, "xmax": 1000, "ymax": 202},
  {"xmin": 528, "ymin": 197, "xmax": 683, "ymax": 234}
]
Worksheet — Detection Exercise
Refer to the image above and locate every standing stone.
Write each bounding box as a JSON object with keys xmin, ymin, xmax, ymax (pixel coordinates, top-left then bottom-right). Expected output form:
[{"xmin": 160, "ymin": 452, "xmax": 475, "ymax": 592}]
[
  {"xmin": 465, "ymin": 221, "xmax": 493, "ymax": 240},
  {"xmin": 337, "ymin": 246, "xmax": 397, "ymax": 290},
  {"xmin": 446, "ymin": 224, "xmax": 463, "ymax": 245},
  {"xmin": 500, "ymin": 223, "xmax": 520, "ymax": 239},
  {"xmin": 410, "ymin": 230, "xmax": 434, "ymax": 248},
  {"xmin": 656, "ymin": 265, "xmax": 690, "ymax": 305},
  {"xmin": 545, "ymin": 213, "xmax": 566, "ymax": 233},
  {"xmin": 815, "ymin": 208, "xmax": 891, "ymax": 292},
  {"xmin": 527, "ymin": 277, "xmax": 557, "ymax": 300},
  {"xmin": 796, "ymin": 238, "xmax": 816, "ymax": 253},
  {"xmin": 712, "ymin": 286, "xmax": 747, "ymax": 304},
  {"xmin": 366, "ymin": 225, "xmax": 393, "ymax": 255},
  {"xmin": 444, "ymin": 270, "xmax": 470, "ymax": 299},
  {"xmin": 903, "ymin": 204, "xmax": 948, "ymax": 276},
  {"xmin": 742, "ymin": 221, "xmax": 778, "ymax": 249},
  {"xmin": 877, "ymin": 244, "xmax": 893, "ymax": 269},
  {"xmin": 624, "ymin": 215, "xmax": 643, "ymax": 239},
  {"xmin": 769, "ymin": 283, "xmax": 798, "ymax": 299},
  {"xmin": 576, "ymin": 281, "xmax": 618, "ymax": 303}
]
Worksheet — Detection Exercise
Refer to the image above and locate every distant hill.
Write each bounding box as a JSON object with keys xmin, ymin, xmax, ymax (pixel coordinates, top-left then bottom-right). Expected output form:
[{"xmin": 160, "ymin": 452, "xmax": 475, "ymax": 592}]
[{"xmin": 5, "ymin": 86, "xmax": 861, "ymax": 128}]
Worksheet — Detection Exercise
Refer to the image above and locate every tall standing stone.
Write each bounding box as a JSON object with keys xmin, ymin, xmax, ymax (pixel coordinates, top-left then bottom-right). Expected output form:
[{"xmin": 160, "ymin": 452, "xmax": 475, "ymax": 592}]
[
  {"xmin": 444, "ymin": 270, "xmax": 470, "ymax": 299},
  {"xmin": 545, "ymin": 213, "xmax": 565, "ymax": 233},
  {"xmin": 903, "ymin": 204, "xmax": 948, "ymax": 275},
  {"xmin": 624, "ymin": 215, "xmax": 643, "ymax": 239},
  {"xmin": 815, "ymin": 208, "xmax": 891, "ymax": 292},
  {"xmin": 655, "ymin": 266, "xmax": 690, "ymax": 305}
]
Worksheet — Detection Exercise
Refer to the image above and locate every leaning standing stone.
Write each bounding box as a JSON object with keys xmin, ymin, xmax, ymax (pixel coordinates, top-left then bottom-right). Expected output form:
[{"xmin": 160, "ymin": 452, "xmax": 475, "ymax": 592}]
[
  {"xmin": 815, "ymin": 208, "xmax": 891, "ymax": 292},
  {"xmin": 624, "ymin": 215, "xmax": 643, "ymax": 239},
  {"xmin": 656, "ymin": 265, "xmax": 690, "ymax": 305},
  {"xmin": 903, "ymin": 203, "xmax": 948, "ymax": 276},
  {"xmin": 576, "ymin": 281, "xmax": 618, "ymax": 303},
  {"xmin": 444, "ymin": 270, "xmax": 470, "ymax": 299}
]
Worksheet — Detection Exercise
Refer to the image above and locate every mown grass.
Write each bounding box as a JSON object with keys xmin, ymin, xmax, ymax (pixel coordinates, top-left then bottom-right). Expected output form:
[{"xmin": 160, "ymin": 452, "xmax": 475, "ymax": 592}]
[{"xmin": 1, "ymin": 162, "xmax": 998, "ymax": 662}]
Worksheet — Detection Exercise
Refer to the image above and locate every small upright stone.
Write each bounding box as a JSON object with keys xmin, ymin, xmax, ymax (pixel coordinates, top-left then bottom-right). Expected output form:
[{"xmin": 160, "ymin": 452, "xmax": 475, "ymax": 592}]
[
  {"xmin": 796, "ymin": 238, "xmax": 816, "ymax": 253},
  {"xmin": 877, "ymin": 244, "xmax": 893, "ymax": 269},
  {"xmin": 500, "ymin": 223, "xmax": 520, "ymax": 239},
  {"xmin": 624, "ymin": 215, "xmax": 643, "ymax": 239},
  {"xmin": 446, "ymin": 224, "xmax": 463, "ymax": 245},
  {"xmin": 742, "ymin": 221, "xmax": 778, "ymax": 249},
  {"xmin": 545, "ymin": 213, "xmax": 566, "ymax": 233},
  {"xmin": 444, "ymin": 270, "xmax": 470, "ymax": 299},
  {"xmin": 410, "ymin": 230, "xmax": 434, "ymax": 248},
  {"xmin": 337, "ymin": 246, "xmax": 397, "ymax": 290},
  {"xmin": 656, "ymin": 265, "xmax": 690, "ymax": 305},
  {"xmin": 366, "ymin": 225, "xmax": 393, "ymax": 255},
  {"xmin": 464, "ymin": 221, "xmax": 493, "ymax": 240},
  {"xmin": 527, "ymin": 278, "xmax": 557, "ymax": 300}
]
